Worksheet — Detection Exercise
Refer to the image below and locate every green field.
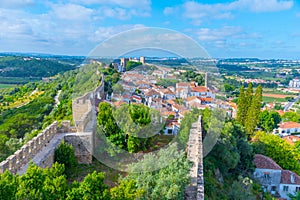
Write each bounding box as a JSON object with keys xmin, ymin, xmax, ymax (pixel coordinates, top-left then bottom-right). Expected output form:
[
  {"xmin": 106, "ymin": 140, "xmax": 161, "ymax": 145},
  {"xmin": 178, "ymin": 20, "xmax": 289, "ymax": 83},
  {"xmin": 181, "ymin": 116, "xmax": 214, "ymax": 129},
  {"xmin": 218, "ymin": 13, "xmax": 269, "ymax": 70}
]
[
  {"xmin": 0, "ymin": 83, "xmax": 16, "ymax": 90},
  {"xmin": 262, "ymin": 96, "xmax": 287, "ymax": 103}
]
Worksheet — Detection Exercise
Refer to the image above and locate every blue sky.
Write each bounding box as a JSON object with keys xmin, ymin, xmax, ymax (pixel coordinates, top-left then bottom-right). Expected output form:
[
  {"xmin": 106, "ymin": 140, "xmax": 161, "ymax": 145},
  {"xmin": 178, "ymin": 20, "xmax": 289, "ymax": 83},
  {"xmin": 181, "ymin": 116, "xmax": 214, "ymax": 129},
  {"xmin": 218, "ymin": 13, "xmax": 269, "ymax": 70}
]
[{"xmin": 0, "ymin": 0, "xmax": 299, "ymax": 59}]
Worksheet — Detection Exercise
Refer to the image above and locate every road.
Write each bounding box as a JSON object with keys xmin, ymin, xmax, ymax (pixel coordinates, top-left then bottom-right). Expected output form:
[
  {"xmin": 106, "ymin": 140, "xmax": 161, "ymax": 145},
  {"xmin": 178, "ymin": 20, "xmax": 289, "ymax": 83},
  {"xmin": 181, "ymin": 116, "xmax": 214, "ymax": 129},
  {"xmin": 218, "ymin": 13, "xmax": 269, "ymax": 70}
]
[{"xmin": 284, "ymin": 95, "xmax": 300, "ymax": 112}]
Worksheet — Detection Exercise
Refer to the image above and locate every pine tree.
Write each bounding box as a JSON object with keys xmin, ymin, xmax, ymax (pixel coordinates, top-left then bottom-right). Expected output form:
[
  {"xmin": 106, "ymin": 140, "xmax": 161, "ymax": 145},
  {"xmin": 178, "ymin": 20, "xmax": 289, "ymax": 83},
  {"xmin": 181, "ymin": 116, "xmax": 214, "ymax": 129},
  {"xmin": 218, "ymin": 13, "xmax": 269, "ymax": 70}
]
[{"xmin": 237, "ymin": 86, "xmax": 246, "ymax": 125}]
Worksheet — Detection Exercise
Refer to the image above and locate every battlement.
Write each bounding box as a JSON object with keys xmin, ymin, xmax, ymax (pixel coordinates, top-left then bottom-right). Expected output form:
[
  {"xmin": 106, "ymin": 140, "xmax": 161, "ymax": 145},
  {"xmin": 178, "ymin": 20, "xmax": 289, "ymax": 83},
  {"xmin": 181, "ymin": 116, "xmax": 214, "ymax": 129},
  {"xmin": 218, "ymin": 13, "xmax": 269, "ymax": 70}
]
[{"xmin": 0, "ymin": 121, "xmax": 58, "ymax": 174}]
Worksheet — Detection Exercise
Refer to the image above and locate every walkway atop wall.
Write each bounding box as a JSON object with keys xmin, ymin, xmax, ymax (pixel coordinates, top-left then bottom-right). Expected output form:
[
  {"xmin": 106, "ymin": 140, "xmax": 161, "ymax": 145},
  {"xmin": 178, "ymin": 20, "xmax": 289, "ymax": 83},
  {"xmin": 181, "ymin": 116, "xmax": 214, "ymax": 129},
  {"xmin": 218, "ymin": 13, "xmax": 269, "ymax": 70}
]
[
  {"xmin": 18, "ymin": 132, "xmax": 69, "ymax": 175},
  {"xmin": 185, "ymin": 116, "xmax": 204, "ymax": 200}
]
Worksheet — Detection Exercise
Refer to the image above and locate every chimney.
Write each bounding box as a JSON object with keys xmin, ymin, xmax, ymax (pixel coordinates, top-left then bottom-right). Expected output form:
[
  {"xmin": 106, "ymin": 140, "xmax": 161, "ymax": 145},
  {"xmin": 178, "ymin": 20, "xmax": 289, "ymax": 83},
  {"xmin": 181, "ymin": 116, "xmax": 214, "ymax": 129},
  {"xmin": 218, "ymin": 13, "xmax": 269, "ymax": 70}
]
[{"xmin": 291, "ymin": 173, "xmax": 295, "ymax": 183}]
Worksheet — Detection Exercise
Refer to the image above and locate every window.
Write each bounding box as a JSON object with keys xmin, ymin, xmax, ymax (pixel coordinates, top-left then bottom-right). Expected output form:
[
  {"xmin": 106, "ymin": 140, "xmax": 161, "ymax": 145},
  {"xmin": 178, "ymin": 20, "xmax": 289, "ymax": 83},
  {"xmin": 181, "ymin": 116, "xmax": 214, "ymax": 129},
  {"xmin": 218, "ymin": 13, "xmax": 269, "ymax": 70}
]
[
  {"xmin": 283, "ymin": 186, "xmax": 289, "ymax": 192},
  {"xmin": 296, "ymin": 187, "xmax": 300, "ymax": 192},
  {"xmin": 264, "ymin": 173, "xmax": 270, "ymax": 179},
  {"xmin": 271, "ymin": 186, "xmax": 277, "ymax": 191}
]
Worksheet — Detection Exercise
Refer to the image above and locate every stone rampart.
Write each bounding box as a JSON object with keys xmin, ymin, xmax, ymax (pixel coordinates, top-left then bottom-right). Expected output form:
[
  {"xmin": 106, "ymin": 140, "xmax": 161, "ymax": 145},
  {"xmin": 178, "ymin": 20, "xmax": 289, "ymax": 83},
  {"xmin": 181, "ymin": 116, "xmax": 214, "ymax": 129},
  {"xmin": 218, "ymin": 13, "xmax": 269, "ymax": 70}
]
[
  {"xmin": 0, "ymin": 121, "xmax": 58, "ymax": 174},
  {"xmin": 185, "ymin": 116, "xmax": 204, "ymax": 200}
]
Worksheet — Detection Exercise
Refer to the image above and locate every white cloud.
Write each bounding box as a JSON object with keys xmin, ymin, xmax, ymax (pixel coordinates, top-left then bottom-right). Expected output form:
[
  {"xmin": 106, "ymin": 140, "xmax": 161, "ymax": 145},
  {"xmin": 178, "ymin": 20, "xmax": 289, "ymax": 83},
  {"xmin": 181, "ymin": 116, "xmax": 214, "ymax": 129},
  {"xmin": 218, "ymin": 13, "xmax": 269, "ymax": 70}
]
[
  {"xmin": 98, "ymin": 6, "xmax": 149, "ymax": 20},
  {"xmin": 191, "ymin": 26, "xmax": 262, "ymax": 50},
  {"xmin": 71, "ymin": 0, "xmax": 151, "ymax": 18},
  {"xmin": 51, "ymin": 4, "xmax": 93, "ymax": 21},
  {"xmin": 71, "ymin": 0, "xmax": 151, "ymax": 10},
  {"xmin": 231, "ymin": 0, "xmax": 293, "ymax": 12},
  {"xmin": 0, "ymin": 0, "xmax": 34, "ymax": 8},
  {"xmin": 91, "ymin": 24, "xmax": 145, "ymax": 42},
  {"xmin": 164, "ymin": 0, "xmax": 293, "ymax": 25}
]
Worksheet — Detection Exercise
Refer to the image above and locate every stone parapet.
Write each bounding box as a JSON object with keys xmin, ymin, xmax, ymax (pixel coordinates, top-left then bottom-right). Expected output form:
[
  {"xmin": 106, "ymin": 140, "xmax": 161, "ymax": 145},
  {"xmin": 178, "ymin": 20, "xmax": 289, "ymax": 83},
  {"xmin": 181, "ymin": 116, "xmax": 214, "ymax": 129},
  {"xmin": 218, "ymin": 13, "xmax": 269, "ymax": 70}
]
[
  {"xmin": 0, "ymin": 121, "xmax": 58, "ymax": 174},
  {"xmin": 185, "ymin": 116, "xmax": 204, "ymax": 200}
]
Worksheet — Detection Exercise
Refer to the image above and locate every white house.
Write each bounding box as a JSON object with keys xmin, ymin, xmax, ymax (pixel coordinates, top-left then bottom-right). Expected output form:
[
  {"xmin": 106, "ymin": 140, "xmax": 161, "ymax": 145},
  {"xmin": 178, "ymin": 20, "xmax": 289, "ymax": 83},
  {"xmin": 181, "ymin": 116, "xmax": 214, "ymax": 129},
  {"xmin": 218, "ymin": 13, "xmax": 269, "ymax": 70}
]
[
  {"xmin": 190, "ymin": 86, "xmax": 215, "ymax": 99},
  {"xmin": 254, "ymin": 154, "xmax": 300, "ymax": 199},
  {"xmin": 289, "ymin": 78, "xmax": 300, "ymax": 88},
  {"xmin": 163, "ymin": 121, "xmax": 179, "ymax": 135},
  {"xmin": 273, "ymin": 122, "xmax": 300, "ymax": 136}
]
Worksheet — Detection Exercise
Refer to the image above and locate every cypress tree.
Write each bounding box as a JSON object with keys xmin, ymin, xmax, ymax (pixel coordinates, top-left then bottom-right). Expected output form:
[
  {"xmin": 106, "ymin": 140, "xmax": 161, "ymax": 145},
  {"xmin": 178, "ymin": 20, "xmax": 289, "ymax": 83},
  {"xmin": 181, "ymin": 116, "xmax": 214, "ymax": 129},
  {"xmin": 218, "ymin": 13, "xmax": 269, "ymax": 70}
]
[
  {"xmin": 245, "ymin": 85, "xmax": 262, "ymax": 134},
  {"xmin": 245, "ymin": 83, "xmax": 253, "ymax": 109},
  {"xmin": 237, "ymin": 86, "xmax": 246, "ymax": 125}
]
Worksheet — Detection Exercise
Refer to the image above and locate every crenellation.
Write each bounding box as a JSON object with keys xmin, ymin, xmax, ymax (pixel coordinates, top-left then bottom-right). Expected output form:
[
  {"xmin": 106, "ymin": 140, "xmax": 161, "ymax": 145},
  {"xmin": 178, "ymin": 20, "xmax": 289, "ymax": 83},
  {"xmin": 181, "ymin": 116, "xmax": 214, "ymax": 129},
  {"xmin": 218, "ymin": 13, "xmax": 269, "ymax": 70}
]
[
  {"xmin": 14, "ymin": 149, "xmax": 22, "ymax": 169},
  {"xmin": 0, "ymin": 121, "xmax": 59, "ymax": 174},
  {"xmin": 0, "ymin": 160, "xmax": 9, "ymax": 173},
  {"xmin": 21, "ymin": 145, "xmax": 29, "ymax": 165},
  {"xmin": 8, "ymin": 155, "xmax": 17, "ymax": 174},
  {"xmin": 0, "ymin": 74, "xmax": 103, "ymax": 175}
]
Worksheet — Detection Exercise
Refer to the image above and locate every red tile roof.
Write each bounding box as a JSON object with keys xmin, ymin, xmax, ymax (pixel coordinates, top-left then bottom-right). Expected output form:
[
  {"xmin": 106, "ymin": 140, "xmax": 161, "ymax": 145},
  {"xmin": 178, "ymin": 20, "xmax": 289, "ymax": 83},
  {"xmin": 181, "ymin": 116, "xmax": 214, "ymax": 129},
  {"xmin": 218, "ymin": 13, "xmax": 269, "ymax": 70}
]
[
  {"xmin": 279, "ymin": 122, "xmax": 300, "ymax": 129},
  {"xmin": 191, "ymin": 86, "xmax": 208, "ymax": 93},
  {"xmin": 185, "ymin": 96, "xmax": 200, "ymax": 102},
  {"xmin": 254, "ymin": 154, "xmax": 282, "ymax": 170},
  {"xmin": 177, "ymin": 82, "xmax": 190, "ymax": 87},
  {"xmin": 281, "ymin": 170, "xmax": 300, "ymax": 184},
  {"xmin": 283, "ymin": 135, "xmax": 300, "ymax": 145}
]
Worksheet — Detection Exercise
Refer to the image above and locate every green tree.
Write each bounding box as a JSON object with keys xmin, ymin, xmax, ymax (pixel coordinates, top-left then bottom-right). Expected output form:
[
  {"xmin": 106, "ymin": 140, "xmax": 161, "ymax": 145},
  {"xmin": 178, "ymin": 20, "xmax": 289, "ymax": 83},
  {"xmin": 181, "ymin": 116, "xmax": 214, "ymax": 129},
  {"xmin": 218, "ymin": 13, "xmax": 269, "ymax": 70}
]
[
  {"xmin": 252, "ymin": 131, "xmax": 300, "ymax": 174},
  {"xmin": 126, "ymin": 61, "xmax": 142, "ymax": 71},
  {"xmin": 0, "ymin": 170, "xmax": 18, "ymax": 200},
  {"xmin": 42, "ymin": 163, "xmax": 68, "ymax": 200},
  {"xmin": 224, "ymin": 83, "xmax": 235, "ymax": 93},
  {"xmin": 110, "ymin": 179, "xmax": 145, "ymax": 200},
  {"xmin": 124, "ymin": 143, "xmax": 191, "ymax": 200},
  {"xmin": 282, "ymin": 111, "xmax": 300, "ymax": 122},
  {"xmin": 54, "ymin": 142, "xmax": 77, "ymax": 177},
  {"xmin": 112, "ymin": 83, "xmax": 124, "ymax": 96},
  {"xmin": 245, "ymin": 83, "xmax": 253, "ymax": 110},
  {"xmin": 97, "ymin": 102, "xmax": 126, "ymax": 150},
  {"xmin": 66, "ymin": 171, "xmax": 109, "ymax": 200},
  {"xmin": 258, "ymin": 110, "xmax": 281, "ymax": 132},
  {"xmin": 229, "ymin": 177, "xmax": 256, "ymax": 200},
  {"xmin": 16, "ymin": 162, "xmax": 46, "ymax": 199},
  {"xmin": 245, "ymin": 85, "xmax": 262, "ymax": 134},
  {"xmin": 237, "ymin": 86, "xmax": 247, "ymax": 125}
]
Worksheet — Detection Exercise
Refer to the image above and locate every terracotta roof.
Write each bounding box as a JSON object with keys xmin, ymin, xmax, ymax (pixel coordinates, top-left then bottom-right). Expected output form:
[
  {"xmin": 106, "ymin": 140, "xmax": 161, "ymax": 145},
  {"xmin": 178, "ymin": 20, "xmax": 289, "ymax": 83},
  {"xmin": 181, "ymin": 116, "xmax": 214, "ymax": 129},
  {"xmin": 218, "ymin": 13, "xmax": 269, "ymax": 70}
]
[
  {"xmin": 191, "ymin": 86, "xmax": 209, "ymax": 93},
  {"xmin": 279, "ymin": 122, "xmax": 300, "ymax": 129},
  {"xmin": 145, "ymin": 89, "xmax": 160, "ymax": 97},
  {"xmin": 160, "ymin": 88, "xmax": 175, "ymax": 95},
  {"xmin": 178, "ymin": 109, "xmax": 190, "ymax": 116},
  {"xmin": 283, "ymin": 135, "xmax": 300, "ymax": 145},
  {"xmin": 227, "ymin": 101, "xmax": 237, "ymax": 109},
  {"xmin": 176, "ymin": 82, "xmax": 190, "ymax": 87},
  {"xmin": 185, "ymin": 96, "xmax": 200, "ymax": 102},
  {"xmin": 166, "ymin": 99, "xmax": 176, "ymax": 105},
  {"xmin": 161, "ymin": 111, "xmax": 176, "ymax": 117},
  {"xmin": 199, "ymin": 97, "xmax": 213, "ymax": 102},
  {"xmin": 275, "ymin": 110, "xmax": 285, "ymax": 116},
  {"xmin": 281, "ymin": 170, "xmax": 300, "ymax": 185},
  {"xmin": 254, "ymin": 154, "xmax": 282, "ymax": 170}
]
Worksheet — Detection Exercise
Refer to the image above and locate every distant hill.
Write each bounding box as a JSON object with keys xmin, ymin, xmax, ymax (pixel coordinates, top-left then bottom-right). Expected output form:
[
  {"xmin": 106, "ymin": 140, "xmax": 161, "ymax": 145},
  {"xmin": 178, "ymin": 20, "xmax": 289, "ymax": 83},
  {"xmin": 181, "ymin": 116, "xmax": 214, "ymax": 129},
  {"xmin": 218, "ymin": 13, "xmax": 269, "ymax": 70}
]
[{"xmin": 0, "ymin": 56, "xmax": 81, "ymax": 78}]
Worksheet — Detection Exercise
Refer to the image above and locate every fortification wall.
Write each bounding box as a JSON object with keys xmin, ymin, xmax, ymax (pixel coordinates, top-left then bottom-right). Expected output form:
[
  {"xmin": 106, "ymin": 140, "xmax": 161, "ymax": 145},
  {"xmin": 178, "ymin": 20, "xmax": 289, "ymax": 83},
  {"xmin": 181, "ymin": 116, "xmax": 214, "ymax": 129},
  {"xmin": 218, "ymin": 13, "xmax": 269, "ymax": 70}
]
[
  {"xmin": 93, "ymin": 74, "xmax": 105, "ymax": 107},
  {"xmin": 0, "ymin": 121, "xmax": 58, "ymax": 174},
  {"xmin": 64, "ymin": 132, "xmax": 93, "ymax": 164},
  {"xmin": 185, "ymin": 116, "xmax": 204, "ymax": 200}
]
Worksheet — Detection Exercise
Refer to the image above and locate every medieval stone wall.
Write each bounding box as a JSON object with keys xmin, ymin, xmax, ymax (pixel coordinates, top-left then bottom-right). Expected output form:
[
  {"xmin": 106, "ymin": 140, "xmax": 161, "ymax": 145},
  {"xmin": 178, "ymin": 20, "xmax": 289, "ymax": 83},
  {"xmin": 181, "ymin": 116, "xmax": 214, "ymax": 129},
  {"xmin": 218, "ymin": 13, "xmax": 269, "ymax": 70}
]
[
  {"xmin": 185, "ymin": 116, "xmax": 204, "ymax": 200},
  {"xmin": 0, "ymin": 121, "xmax": 58, "ymax": 174},
  {"xmin": 0, "ymin": 72, "xmax": 104, "ymax": 174}
]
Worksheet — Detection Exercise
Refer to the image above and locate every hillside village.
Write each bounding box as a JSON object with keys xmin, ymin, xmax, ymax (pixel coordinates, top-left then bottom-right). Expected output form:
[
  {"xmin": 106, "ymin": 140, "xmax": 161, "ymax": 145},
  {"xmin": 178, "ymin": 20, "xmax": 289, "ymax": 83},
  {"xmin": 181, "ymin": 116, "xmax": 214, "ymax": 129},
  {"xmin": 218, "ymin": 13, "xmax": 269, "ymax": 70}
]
[
  {"xmin": 105, "ymin": 57, "xmax": 300, "ymax": 200},
  {"xmin": 2, "ymin": 56, "xmax": 300, "ymax": 199}
]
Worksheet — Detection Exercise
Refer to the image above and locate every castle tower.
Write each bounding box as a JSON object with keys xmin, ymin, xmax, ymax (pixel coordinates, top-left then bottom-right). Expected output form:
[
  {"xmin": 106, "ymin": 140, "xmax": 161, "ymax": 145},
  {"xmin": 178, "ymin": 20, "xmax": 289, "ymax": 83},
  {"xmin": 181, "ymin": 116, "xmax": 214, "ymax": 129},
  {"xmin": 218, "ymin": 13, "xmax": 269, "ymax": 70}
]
[{"xmin": 140, "ymin": 56, "xmax": 145, "ymax": 65}]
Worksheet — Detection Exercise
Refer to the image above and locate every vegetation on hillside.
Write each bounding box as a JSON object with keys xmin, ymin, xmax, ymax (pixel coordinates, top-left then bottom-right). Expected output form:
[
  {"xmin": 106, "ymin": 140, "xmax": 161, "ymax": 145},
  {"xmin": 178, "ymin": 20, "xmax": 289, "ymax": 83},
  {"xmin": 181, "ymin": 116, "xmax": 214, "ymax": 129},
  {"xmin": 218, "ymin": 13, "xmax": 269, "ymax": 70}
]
[{"xmin": 0, "ymin": 56, "xmax": 75, "ymax": 78}]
